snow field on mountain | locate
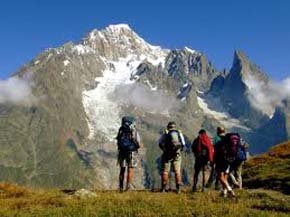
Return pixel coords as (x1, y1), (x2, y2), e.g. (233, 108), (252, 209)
(82, 55), (167, 140)
(197, 96), (250, 131)
(82, 55), (138, 140)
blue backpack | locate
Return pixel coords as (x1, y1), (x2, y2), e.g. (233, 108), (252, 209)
(237, 142), (247, 161)
(117, 116), (139, 153)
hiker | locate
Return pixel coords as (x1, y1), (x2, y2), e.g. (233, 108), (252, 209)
(215, 132), (247, 197)
(159, 121), (185, 193)
(191, 129), (214, 192)
(228, 139), (248, 189)
(116, 116), (141, 191)
(206, 126), (226, 189)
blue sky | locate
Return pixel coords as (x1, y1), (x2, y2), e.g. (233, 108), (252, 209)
(0, 0), (289, 80)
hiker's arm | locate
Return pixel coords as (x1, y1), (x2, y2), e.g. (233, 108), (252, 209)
(135, 131), (142, 148)
(158, 134), (165, 150)
(116, 128), (122, 150)
(179, 132), (186, 150)
(136, 132), (145, 148)
(116, 128), (121, 140)
(191, 139), (197, 154)
(241, 138), (249, 149)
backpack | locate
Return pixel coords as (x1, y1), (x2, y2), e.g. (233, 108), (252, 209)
(192, 137), (209, 161)
(225, 133), (246, 163)
(237, 142), (247, 161)
(117, 116), (139, 153)
(164, 130), (182, 157)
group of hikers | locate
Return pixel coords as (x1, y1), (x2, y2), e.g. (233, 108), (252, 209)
(116, 116), (248, 198)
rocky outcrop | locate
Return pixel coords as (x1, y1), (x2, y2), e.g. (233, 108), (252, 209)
(209, 50), (270, 128)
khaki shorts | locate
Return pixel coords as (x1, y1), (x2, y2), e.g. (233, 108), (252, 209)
(161, 153), (182, 173)
(118, 151), (138, 168)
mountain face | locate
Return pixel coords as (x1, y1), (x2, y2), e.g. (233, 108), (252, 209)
(208, 51), (270, 128)
(0, 24), (289, 189)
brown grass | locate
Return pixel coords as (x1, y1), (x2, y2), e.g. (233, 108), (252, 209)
(0, 183), (289, 217)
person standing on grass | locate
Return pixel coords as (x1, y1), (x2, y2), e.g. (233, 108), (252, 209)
(116, 116), (141, 192)
(228, 138), (248, 190)
(191, 129), (214, 192)
(206, 126), (226, 190)
(159, 121), (186, 193)
(215, 132), (247, 197)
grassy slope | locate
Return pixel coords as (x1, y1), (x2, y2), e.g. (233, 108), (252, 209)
(243, 141), (290, 194)
(1, 142), (290, 216)
(0, 183), (289, 217)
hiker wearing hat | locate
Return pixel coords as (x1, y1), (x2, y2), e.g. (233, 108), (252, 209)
(159, 121), (185, 193)
(116, 116), (141, 191)
(191, 129), (214, 192)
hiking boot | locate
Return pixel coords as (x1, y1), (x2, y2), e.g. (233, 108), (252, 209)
(160, 187), (168, 193)
(161, 172), (169, 193)
(160, 184), (169, 193)
(119, 187), (124, 193)
(192, 185), (197, 192)
(176, 184), (181, 194)
(221, 189), (227, 198)
(160, 188), (166, 193)
(214, 183), (220, 191)
(125, 183), (133, 191)
(228, 190), (236, 198)
(119, 183), (124, 192)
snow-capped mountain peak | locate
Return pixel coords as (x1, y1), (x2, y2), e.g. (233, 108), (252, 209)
(184, 46), (197, 54)
(82, 24), (169, 62)
(106, 23), (132, 31)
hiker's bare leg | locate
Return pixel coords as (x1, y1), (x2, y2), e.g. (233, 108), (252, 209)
(126, 167), (134, 190)
(193, 161), (200, 191)
(161, 171), (169, 191)
(119, 167), (126, 191)
(202, 166), (205, 191)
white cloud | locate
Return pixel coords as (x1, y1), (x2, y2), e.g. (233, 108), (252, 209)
(245, 74), (290, 117)
(111, 83), (180, 114)
(0, 74), (36, 105)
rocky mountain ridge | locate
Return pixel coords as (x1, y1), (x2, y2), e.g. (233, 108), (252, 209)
(0, 24), (289, 189)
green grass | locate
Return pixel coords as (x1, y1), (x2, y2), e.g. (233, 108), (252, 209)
(243, 141), (290, 194)
(0, 183), (289, 217)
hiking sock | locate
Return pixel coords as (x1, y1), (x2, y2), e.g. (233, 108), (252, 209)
(222, 189), (228, 198)
(161, 172), (169, 192)
(125, 167), (134, 191)
(175, 172), (182, 193)
(228, 190), (236, 197)
(226, 185), (233, 192)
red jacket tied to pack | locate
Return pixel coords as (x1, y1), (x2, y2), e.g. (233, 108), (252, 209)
(198, 133), (214, 162)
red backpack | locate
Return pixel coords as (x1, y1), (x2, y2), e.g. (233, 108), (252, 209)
(192, 134), (214, 162)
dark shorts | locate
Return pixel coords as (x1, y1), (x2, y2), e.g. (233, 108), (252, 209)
(118, 151), (138, 168)
(216, 159), (243, 174)
(215, 160), (230, 173)
(193, 155), (209, 176)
